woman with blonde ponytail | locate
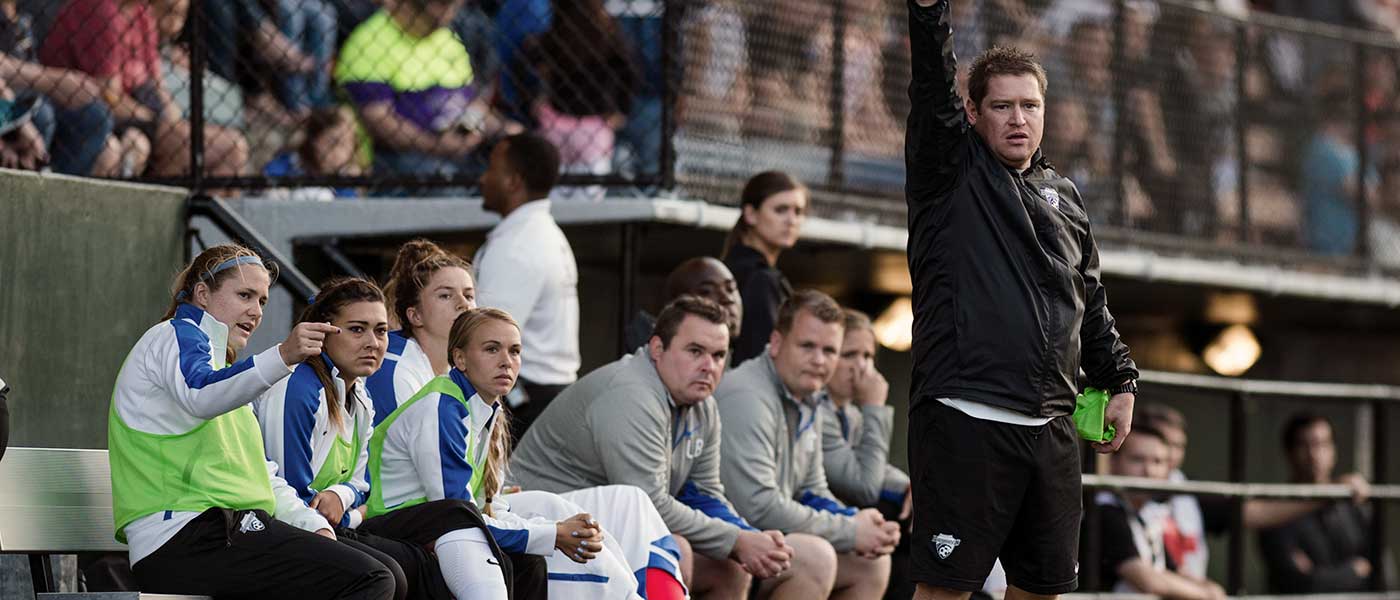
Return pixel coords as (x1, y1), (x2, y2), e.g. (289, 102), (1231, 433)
(369, 308), (668, 599)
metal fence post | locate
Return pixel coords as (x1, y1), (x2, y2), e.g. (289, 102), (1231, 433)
(827, 0), (847, 190)
(28, 554), (54, 594)
(1227, 390), (1249, 594)
(188, 0), (206, 194)
(1370, 400), (1389, 590)
(1354, 43), (1373, 262)
(659, 0), (679, 191)
(617, 223), (640, 355)
(1234, 22), (1250, 243)
(1110, 0), (1128, 227)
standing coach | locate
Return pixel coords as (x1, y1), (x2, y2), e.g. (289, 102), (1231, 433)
(905, 2), (1139, 599)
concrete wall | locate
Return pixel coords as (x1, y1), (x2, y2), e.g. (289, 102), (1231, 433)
(0, 171), (186, 449)
(0, 172), (184, 597)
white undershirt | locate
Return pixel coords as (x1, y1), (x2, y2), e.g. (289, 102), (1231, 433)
(938, 398), (1054, 427)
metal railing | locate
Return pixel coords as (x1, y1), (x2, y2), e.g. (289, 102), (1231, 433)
(186, 194), (317, 301)
(1077, 368), (1398, 594)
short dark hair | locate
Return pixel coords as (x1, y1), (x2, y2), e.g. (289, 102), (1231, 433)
(775, 289), (844, 334)
(1282, 412), (1332, 452)
(1127, 420), (1168, 446)
(967, 46), (1048, 108)
(652, 295), (729, 348)
(502, 133), (561, 198)
(1136, 403), (1186, 432)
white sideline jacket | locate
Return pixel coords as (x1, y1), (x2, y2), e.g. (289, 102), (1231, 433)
(110, 303), (331, 564)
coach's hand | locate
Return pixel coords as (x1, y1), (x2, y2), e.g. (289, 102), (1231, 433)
(732, 530), (792, 578)
(1094, 392), (1136, 453)
(280, 322), (340, 367)
(310, 490), (346, 526)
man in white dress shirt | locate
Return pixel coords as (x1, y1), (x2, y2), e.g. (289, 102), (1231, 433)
(474, 133), (580, 444)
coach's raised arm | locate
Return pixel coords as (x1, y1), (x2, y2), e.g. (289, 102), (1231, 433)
(906, 0), (965, 199)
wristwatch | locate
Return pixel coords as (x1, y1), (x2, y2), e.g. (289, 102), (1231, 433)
(1110, 379), (1138, 396)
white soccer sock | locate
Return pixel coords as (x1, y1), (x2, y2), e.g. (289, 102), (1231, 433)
(434, 528), (509, 600)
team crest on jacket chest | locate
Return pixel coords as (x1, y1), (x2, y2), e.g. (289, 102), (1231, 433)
(1041, 187), (1060, 209)
(684, 437), (705, 459)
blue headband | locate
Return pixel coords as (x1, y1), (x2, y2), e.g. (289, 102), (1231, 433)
(176, 255), (264, 301)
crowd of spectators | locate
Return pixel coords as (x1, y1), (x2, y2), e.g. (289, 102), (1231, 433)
(7, 0), (1400, 259)
(0, 0), (660, 193)
(673, 0), (1400, 260)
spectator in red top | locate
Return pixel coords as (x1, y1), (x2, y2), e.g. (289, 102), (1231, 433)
(0, 0), (151, 176)
(40, 0), (248, 179)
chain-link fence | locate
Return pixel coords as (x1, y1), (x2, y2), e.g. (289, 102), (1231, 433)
(4, 0), (1400, 262)
(673, 0), (910, 225)
(0, 0), (671, 198)
(676, 0), (1400, 263)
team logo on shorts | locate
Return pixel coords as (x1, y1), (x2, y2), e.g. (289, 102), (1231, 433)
(1041, 187), (1060, 209)
(239, 512), (265, 533)
(932, 533), (960, 559)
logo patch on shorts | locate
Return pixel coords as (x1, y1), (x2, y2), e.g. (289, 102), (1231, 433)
(238, 512), (265, 533)
(932, 533), (960, 559)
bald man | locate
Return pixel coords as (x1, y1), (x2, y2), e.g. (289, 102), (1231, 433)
(624, 257), (743, 353)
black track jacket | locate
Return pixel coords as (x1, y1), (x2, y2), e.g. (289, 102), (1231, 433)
(905, 0), (1137, 418)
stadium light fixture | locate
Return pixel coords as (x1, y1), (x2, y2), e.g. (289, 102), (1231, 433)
(873, 297), (913, 352)
(1201, 324), (1261, 376)
(1205, 291), (1257, 325)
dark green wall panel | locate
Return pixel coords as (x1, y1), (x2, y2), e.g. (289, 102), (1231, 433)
(0, 171), (185, 448)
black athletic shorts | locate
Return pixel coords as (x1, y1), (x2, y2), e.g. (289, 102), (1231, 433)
(908, 400), (1082, 595)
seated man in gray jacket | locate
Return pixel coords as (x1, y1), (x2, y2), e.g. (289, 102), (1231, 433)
(717, 290), (902, 600)
(512, 296), (831, 599)
(820, 309), (911, 512)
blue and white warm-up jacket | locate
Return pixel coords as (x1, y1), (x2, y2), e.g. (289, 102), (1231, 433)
(111, 303), (331, 564)
(254, 355), (374, 529)
(364, 330), (472, 426)
(374, 369), (554, 555)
